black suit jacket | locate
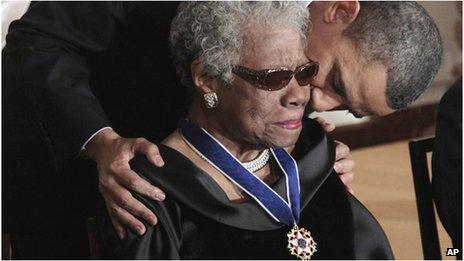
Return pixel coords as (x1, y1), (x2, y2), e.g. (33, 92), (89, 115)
(3, 2), (184, 234)
(432, 78), (462, 249)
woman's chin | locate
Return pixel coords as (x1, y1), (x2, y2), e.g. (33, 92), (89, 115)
(265, 132), (301, 149)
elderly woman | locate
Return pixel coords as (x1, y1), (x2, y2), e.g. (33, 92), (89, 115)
(99, 2), (393, 259)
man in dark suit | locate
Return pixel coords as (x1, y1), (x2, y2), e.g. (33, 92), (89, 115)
(433, 78), (462, 254)
(4, 3), (184, 258)
(3, 1), (442, 258)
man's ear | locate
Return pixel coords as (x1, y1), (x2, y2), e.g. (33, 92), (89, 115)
(323, 1), (360, 27)
(191, 59), (215, 95)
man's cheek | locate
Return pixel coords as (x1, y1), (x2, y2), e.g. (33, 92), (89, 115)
(309, 96), (332, 112)
(310, 88), (344, 112)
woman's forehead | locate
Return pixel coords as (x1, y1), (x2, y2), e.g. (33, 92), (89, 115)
(241, 29), (307, 69)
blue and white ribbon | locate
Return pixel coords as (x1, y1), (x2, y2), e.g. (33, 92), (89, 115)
(180, 119), (301, 225)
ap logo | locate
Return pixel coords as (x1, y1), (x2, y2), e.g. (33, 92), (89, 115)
(446, 248), (460, 256)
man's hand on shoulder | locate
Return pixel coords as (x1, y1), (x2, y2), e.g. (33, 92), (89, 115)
(314, 117), (355, 195)
(333, 140), (355, 195)
(85, 129), (166, 239)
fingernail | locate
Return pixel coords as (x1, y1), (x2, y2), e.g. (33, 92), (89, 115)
(155, 191), (166, 201)
(136, 226), (145, 235)
(155, 155), (165, 166)
(334, 163), (341, 173)
(149, 217), (157, 226)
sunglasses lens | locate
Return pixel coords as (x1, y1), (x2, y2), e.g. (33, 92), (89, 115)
(264, 71), (293, 91)
(295, 64), (318, 86)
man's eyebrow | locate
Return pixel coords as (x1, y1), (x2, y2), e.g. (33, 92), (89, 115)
(332, 59), (347, 98)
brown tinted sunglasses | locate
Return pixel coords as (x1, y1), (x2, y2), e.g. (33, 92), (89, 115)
(232, 61), (319, 91)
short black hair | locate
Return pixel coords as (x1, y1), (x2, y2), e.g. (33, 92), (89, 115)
(344, 2), (443, 109)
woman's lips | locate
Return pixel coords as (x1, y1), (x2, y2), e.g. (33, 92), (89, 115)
(275, 119), (302, 130)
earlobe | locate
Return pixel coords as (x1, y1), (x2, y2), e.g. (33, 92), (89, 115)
(191, 59), (215, 94)
(191, 60), (221, 109)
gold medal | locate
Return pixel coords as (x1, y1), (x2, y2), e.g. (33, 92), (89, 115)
(287, 225), (317, 260)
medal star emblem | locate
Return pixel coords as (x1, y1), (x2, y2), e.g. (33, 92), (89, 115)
(287, 226), (317, 260)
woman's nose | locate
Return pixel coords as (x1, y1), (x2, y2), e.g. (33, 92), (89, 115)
(280, 77), (310, 108)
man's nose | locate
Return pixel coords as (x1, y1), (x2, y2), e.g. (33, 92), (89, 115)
(281, 77), (310, 108)
(309, 88), (343, 112)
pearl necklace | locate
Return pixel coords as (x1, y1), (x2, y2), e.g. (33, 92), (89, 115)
(181, 134), (270, 173)
(242, 149), (271, 172)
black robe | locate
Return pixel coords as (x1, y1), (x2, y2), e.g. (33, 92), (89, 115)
(99, 120), (394, 259)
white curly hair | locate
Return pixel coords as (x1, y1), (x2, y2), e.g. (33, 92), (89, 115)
(169, 1), (310, 92)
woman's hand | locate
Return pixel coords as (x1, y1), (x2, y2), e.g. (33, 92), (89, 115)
(315, 117), (355, 194)
(85, 129), (166, 239)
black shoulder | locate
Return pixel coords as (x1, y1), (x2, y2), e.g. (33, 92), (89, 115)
(347, 194), (394, 259)
(296, 118), (337, 209)
(98, 177), (183, 259)
(437, 78), (462, 129)
(293, 118), (333, 161)
(98, 147), (185, 258)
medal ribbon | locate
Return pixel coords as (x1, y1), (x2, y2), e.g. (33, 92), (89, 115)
(180, 119), (301, 225)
